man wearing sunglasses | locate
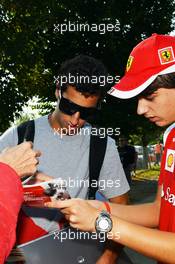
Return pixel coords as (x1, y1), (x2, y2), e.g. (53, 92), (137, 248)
(51, 85), (100, 137)
(0, 55), (130, 263)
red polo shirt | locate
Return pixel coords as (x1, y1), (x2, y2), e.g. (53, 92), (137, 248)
(158, 125), (175, 264)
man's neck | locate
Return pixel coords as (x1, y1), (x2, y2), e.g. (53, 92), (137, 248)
(48, 110), (61, 131)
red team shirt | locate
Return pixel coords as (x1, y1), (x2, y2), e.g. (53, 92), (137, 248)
(158, 125), (175, 264)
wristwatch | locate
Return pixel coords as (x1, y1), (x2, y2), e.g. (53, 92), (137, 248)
(95, 210), (113, 233)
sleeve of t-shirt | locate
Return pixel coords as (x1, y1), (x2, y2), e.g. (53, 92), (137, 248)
(98, 137), (130, 199)
(0, 126), (18, 152)
(0, 162), (23, 263)
(158, 123), (175, 186)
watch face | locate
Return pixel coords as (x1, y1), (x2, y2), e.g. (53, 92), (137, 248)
(99, 218), (109, 230)
(96, 212), (112, 233)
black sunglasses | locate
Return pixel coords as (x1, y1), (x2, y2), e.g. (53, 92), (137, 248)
(59, 96), (99, 121)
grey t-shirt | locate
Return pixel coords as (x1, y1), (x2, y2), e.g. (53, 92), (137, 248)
(0, 115), (129, 231)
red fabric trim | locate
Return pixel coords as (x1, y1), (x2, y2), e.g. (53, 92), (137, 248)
(16, 210), (48, 245)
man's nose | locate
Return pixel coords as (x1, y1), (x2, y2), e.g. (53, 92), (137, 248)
(70, 112), (80, 125)
(137, 98), (149, 115)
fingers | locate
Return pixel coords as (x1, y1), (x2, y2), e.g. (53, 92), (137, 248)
(20, 141), (33, 149)
(19, 164), (38, 177)
(0, 142), (41, 178)
(17, 146), (41, 172)
(45, 201), (80, 224)
(35, 150), (41, 157)
(19, 152), (39, 169)
(44, 198), (97, 232)
(16, 145), (41, 177)
(17, 142), (41, 158)
(2, 142), (33, 155)
(23, 155), (39, 165)
(45, 199), (85, 219)
(45, 199), (71, 209)
(45, 198), (83, 210)
(22, 148), (41, 159)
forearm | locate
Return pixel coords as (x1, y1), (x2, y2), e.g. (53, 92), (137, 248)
(90, 193), (160, 228)
(110, 202), (160, 228)
(110, 216), (175, 263)
(109, 187), (161, 227)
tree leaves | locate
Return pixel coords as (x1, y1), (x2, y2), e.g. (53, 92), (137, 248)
(0, 0), (174, 141)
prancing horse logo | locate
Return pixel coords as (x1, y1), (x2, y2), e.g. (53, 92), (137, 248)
(126, 56), (134, 72)
(158, 47), (175, 64)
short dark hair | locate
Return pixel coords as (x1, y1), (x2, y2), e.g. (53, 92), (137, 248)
(57, 55), (108, 98)
(140, 72), (175, 97)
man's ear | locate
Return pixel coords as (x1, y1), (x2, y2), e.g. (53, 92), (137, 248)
(55, 88), (61, 99)
(55, 81), (62, 99)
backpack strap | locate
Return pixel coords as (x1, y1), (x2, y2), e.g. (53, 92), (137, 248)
(17, 120), (35, 144)
(88, 133), (107, 200)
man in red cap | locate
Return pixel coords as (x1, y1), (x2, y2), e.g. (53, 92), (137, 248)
(46, 34), (175, 264)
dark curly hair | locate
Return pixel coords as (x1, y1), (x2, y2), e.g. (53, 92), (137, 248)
(57, 55), (108, 98)
(140, 72), (175, 97)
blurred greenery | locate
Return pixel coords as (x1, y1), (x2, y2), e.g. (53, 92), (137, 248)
(12, 98), (56, 125)
(135, 167), (160, 180)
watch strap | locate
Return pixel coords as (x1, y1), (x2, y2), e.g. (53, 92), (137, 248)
(103, 201), (111, 214)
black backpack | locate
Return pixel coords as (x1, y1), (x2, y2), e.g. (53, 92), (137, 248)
(17, 120), (107, 200)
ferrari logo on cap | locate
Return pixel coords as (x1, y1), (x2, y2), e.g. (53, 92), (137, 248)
(126, 56), (134, 72)
(165, 149), (175, 173)
(158, 47), (175, 65)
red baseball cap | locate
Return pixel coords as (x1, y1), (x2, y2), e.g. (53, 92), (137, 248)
(108, 33), (175, 99)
